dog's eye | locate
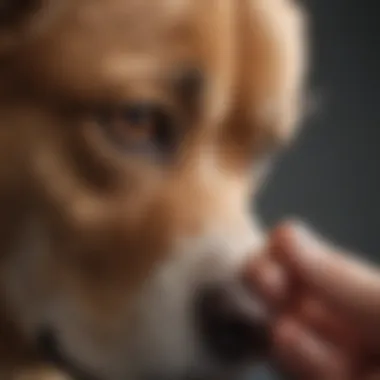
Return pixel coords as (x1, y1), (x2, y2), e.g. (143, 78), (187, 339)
(95, 103), (177, 158)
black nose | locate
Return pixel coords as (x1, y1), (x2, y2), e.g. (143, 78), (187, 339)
(196, 286), (271, 364)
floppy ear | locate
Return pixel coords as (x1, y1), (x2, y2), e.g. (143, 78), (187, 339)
(0, 0), (41, 26)
(248, 0), (308, 145)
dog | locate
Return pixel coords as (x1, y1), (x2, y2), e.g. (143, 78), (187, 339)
(0, 0), (307, 379)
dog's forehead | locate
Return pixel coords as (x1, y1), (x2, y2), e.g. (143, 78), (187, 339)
(70, 0), (191, 42)
(12, 0), (199, 101)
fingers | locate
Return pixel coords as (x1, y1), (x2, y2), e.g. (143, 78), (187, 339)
(246, 260), (361, 379)
(295, 297), (360, 350)
(245, 221), (380, 379)
(273, 318), (350, 380)
(270, 222), (380, 322)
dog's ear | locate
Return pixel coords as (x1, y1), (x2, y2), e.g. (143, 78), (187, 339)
(0, 0), (41, 27)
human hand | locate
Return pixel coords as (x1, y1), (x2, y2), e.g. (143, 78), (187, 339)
(246, 222), (380, 379)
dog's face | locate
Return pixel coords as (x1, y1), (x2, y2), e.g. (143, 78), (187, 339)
(0, 1), (306, 379)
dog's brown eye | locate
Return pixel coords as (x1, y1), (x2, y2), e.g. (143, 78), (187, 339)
(95, 103), (177, 158)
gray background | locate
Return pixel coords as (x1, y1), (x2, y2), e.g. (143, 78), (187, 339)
(252, 0), (380, 378)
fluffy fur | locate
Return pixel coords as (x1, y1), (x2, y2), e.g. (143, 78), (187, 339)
(0, 0), (307, 379)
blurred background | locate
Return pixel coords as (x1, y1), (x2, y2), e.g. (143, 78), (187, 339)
(252, 0), (380, 378)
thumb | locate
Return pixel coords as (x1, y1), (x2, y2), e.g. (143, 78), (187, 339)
(271, 221), (380, 322)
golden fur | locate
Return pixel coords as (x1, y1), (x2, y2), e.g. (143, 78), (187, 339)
(0, 1), (307, 379)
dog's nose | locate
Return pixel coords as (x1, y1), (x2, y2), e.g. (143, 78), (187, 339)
(196, 286), (271, 364)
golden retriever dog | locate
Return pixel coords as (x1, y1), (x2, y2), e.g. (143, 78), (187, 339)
(0, 0), (307, 379)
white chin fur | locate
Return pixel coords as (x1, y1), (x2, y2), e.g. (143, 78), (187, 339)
(4, 215), (265, 380)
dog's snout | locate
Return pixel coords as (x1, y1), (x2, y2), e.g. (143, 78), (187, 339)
(196, 285), (271, 364)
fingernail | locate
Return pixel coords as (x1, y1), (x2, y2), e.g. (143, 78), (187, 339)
(272, 220), (325, 264)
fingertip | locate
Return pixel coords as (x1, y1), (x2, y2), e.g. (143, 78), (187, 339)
(244, 256), (289, 309)
(269, 220), (301, 262)
(270, 219), (329, 275)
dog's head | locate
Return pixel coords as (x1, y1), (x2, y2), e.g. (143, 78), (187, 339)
(0, 1), (307, 379)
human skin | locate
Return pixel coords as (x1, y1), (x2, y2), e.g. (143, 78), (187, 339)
(246, 222), (380, 379)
